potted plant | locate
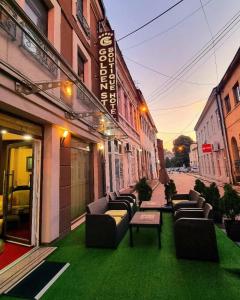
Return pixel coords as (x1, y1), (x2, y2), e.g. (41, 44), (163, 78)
(194, 179), (206, 197)
(135, 177), (152, 204)
(164, 179), (177, 205)
(220, 184), (240, 241)
(204, 182), (222, 223)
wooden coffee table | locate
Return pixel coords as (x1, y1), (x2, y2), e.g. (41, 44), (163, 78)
(140, 202), (165, 224)
(129, 211), (161, 248)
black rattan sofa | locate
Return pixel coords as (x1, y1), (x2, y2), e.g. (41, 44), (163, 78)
(86, 197), (129, 248)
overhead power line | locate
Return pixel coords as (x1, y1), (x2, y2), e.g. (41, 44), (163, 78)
(147, 10), (240, 102)
(150, 99), (206, 111)
(149, 22), (240, 106)
(125, 56), (214, 86)
(199, 0), (219, 82)
(123, 0), (214, 51)
(117, 0), (185, 42)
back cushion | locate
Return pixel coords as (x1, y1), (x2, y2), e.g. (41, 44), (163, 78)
(190, 189), (200, 201)
(87, 197), (108, 214)
(197, 197), (205, 208)
(204, 203), (213, 218)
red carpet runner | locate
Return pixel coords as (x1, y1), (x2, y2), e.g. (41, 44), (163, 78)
(0, 242), (31, 270)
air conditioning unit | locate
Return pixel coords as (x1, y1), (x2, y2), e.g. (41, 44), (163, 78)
(125, 143), (132, 153)
(212, 142), (220, 152)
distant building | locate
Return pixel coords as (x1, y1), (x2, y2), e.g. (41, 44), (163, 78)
(218, 47), (240, 184)
(189, 143), (199, 172)
(195, 88), (230, 183)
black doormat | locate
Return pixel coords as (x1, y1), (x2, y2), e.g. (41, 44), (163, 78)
(5, 261), (70, 299)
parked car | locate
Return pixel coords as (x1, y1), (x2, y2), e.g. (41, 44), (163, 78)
(191, 167), (199, 173)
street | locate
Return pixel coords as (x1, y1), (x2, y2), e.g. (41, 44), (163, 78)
(153, 172), (227, 205)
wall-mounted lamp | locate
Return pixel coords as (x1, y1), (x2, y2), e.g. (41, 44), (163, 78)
(0, 129), (7, 135)
(138, 148), (143, 152)
(23, 134), (32, 140)
(98, 143), (104, 151)
(60, 130), (69, 145)
(140, 105), (147, 113)
(62, 81), (73, 97)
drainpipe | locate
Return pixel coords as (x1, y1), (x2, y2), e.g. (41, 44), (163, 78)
(216, 88), (234, 184)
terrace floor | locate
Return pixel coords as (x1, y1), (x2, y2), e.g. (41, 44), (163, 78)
(2, 175), (240, 300)
(3, 212), (240, 300)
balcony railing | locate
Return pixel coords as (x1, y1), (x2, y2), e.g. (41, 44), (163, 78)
(0, 0), (58, 77)
(0, 0), (127, 139)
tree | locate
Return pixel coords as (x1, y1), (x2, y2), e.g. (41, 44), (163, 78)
(172, 135), (194, 167)
(165, 157), (171, 168)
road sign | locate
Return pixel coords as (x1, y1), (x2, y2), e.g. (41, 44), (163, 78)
(202, 144), (212, 153)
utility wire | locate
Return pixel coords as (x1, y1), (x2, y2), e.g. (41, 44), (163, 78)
(147, 10), (240, 102)
(117, 0), (185, 42)
(125, 56), (214, 86)
(150, 99), (206, 111)
(148, 9), (240, 98)
(199, 0), (219, 82)
(162, 110), (201, 146)
(149, 21), (240, 107)
(123, 0), (214, 51)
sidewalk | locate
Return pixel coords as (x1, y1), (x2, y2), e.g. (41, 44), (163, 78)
(187, 172), (240, 193)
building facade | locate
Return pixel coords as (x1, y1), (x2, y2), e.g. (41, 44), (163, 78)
(0, 0), (158, 260)
(189, 143), (199, 172)
(195, 88), (230, 183)
(218, 48), (240, 184)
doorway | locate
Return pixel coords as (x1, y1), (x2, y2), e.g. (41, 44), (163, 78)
(0, 131), (41, 246)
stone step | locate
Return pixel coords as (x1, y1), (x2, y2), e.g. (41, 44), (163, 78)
(0, 246), (56, 294)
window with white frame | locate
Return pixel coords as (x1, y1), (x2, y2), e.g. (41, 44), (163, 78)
(232, 82), (240, 104)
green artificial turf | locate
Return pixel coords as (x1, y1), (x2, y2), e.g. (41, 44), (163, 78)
(2, 214), (240, 300)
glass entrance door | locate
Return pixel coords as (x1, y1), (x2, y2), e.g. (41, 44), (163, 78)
(70, 138), (91, 221)
(3, 142), (33, 244)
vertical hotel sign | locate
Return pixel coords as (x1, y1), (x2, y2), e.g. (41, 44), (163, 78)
(98, 31), (118, 121)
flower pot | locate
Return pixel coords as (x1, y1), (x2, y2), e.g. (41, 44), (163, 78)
(224, 220), (240, 242)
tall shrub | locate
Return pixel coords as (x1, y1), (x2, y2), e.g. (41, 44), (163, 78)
(220, 184), (240, 220)
(204, 182), (220, 210)
(135, 177), (153, 202)
(194, 179), (206, 196)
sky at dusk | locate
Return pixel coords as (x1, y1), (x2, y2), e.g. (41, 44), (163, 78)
(103, 0), (240, 150)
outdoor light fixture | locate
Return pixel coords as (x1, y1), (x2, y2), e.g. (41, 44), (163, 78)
(98, 143), (104, 151)
(140, 105), (147, 113)
(60, 130), (69, 145)
(0, 129), (7, 134)
(62, 81), (73, 97)
(23, 134), (32, 140)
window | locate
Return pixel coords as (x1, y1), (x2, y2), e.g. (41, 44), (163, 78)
(77, 51), (85, 82)
(206, 121), (210, 137)
(215, 109), (220, 129)
(25, 0), (48, 36)
(224, 95), (231, 113)
(76, 0), (90, 37)
(124, 95), (129, 121)
(210, 115), (215, 134)
(232, 82), (240, 104)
